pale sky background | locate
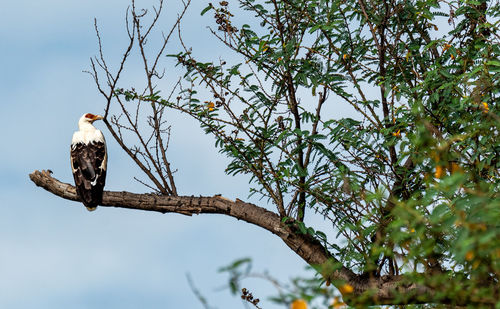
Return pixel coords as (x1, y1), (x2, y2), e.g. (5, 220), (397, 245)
(0, 1), (332, 308)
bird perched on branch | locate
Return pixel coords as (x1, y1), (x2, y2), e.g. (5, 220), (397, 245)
(70, 113), (107, 211)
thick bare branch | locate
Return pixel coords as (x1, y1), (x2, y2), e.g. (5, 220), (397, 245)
(30, 169), (490, 306)
(29, 169), (352, 277)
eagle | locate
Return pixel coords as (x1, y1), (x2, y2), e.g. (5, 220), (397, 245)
(70, 113), (107, 211)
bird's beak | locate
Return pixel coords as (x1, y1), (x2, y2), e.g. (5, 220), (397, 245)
(94, 115), (104, 121)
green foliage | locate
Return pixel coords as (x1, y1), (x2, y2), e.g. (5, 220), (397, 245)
(115, 0), (500, 306)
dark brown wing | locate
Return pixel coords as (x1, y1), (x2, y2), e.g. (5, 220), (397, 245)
(70, 141), (107, 210)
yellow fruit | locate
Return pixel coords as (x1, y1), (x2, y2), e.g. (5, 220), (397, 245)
(434, 165), (444, 178)
(465, 250), (474, 261)
(481, 102), (489, 113)
(205, 101), (215, 111)
(339, 283), (354, 294)
(290, 299), (307, 309)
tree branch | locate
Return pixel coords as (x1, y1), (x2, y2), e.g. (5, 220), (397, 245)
(29, 170), (352, 280)
(29, 170), (491, 306)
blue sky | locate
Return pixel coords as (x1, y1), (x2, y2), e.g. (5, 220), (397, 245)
(0, 1), (317, 308)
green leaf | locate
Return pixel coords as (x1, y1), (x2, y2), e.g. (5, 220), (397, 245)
(200, 4), (212, 16)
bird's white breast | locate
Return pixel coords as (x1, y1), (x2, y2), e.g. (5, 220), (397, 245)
(72, 129), (105, 145)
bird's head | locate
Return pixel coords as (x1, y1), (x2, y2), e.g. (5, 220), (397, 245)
(78, 113), (104, 130)
(81, 113), (104, 123)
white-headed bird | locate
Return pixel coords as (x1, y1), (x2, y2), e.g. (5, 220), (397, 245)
(70, 113), (107, 211)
